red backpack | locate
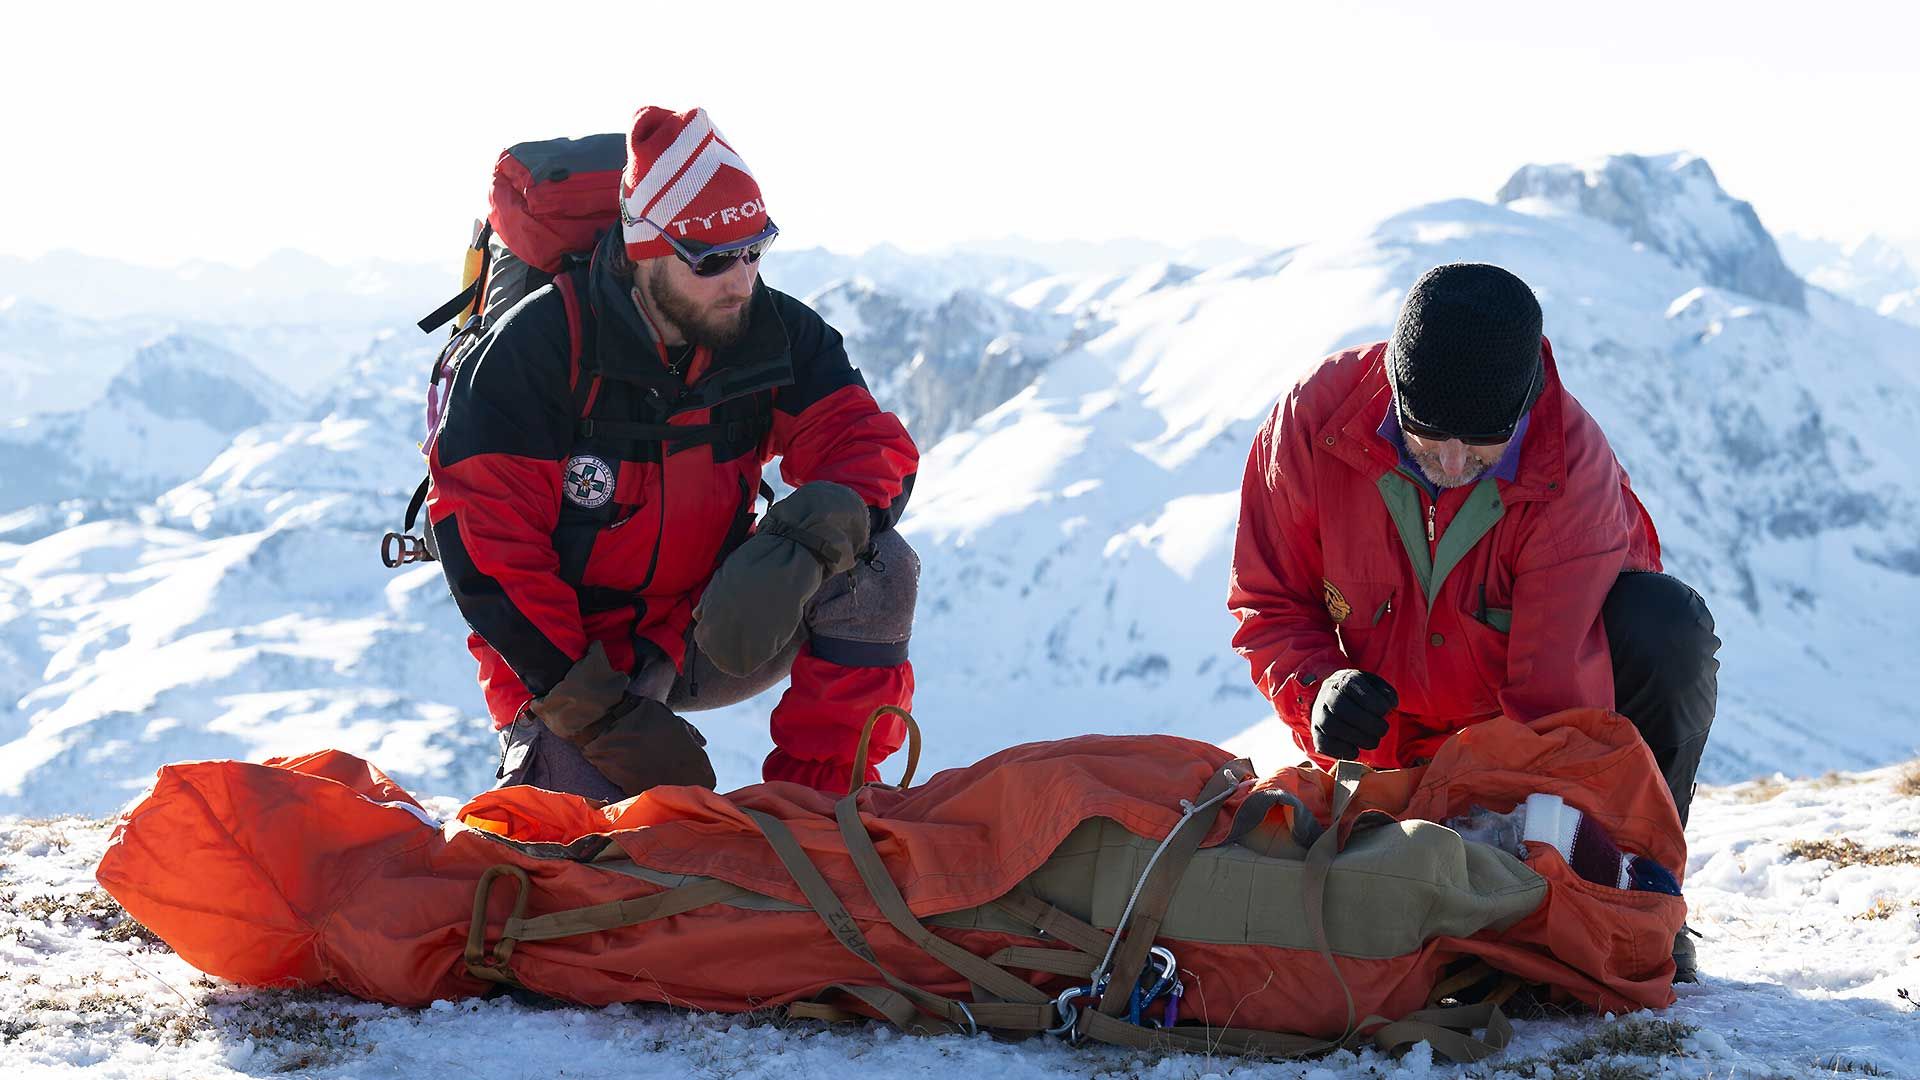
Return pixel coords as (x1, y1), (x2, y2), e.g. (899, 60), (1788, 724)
(381, 134), (625, 568)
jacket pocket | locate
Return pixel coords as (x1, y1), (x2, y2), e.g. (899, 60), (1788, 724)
(1332, 581), (1397, 671)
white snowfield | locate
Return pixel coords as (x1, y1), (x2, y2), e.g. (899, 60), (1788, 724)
(1, 762), (1915, 1078)
(2, 150), (1920, 1072)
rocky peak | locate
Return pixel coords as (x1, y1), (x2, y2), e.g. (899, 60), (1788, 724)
(1497, 152), (1806, 311)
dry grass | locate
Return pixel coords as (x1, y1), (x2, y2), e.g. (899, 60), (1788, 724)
(1472, 1017), (1697, 1080)
(1785, 839), (1920, 869)
(1852, 898), (1903, 921)
(1729, 776), (1790, 803)
(1895, 763), (1920, 799)
(2, 887), (167, 949)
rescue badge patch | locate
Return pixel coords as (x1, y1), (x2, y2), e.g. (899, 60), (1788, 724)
(563, 454), (615, 509)
(1323, 580), (1352, 624)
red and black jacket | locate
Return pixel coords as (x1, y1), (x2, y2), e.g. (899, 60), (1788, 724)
(427, 231), (918, 727)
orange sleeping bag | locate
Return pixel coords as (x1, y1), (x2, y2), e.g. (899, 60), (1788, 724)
(96, 708), (1685, 1059)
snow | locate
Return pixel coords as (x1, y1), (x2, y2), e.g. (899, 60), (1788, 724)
(4, 764), (1917, 1078)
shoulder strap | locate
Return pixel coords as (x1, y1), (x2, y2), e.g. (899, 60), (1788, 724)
(554, 268), (600, 420)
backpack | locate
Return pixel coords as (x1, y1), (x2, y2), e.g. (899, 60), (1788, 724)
(380, 133), (774, 571)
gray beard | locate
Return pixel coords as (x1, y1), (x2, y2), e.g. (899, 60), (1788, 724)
(1411, 451), (1490, 490)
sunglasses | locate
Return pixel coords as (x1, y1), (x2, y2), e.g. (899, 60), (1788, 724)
(638, 214), (780, 277)
(1397, 364), (1540, 447)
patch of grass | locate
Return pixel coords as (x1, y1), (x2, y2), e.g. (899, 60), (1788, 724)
(3, 887), (167, 949)
(1816, 1056), (1892, 1076)
(129, 1014), (210, 1046)
(1895, 763), (1920, 799)
(1853, 898), (1900, 921)
(1810, 771), (1862, 790)
(1476, 1017), (1696, 1080)
(1786, 839), (1920, 868)
(1730, 776), (1789, 803)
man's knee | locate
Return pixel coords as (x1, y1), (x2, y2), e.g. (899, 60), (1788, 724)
(1603, 571), (1720, 740)
(805, 529), (918, 661)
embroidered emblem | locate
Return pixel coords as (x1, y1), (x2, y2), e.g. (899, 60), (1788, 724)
(563, 454), (616, 509)
(1323, 580), (1352, 624)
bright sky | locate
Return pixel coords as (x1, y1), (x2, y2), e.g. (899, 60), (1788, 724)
(7, 0), (1917, 268)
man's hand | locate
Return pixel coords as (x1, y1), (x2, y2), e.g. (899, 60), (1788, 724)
(528, 641), (628, 736)
(529, 642), (715, 795)
(1310, 669), (1399, 760)
(694, 481), (871, 676)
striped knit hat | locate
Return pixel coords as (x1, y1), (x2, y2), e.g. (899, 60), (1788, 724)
(619, 106), (769, 262)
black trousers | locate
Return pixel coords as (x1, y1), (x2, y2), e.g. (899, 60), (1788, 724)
(1602, 571), (1720, 826)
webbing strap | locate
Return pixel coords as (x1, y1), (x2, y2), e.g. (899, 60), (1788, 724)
(744, 808), (1031, 1034)
(463, 864), (748, 985)
(1079, 1000), (1510, 1061)
(1091, 760), (1250, 1021)
(833, 795), (1051, 1006)
(504, 877), (746, 942)
(1369, 1003), (1514, 1063)
(990, 891), (1115, 960)
(1301, 759), (1369, 1040)
(987, 946), (1099, 979)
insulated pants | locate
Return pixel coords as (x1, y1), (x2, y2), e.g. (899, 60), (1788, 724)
(495, 530), (918, 800)
(1603, 570), (1720, 826)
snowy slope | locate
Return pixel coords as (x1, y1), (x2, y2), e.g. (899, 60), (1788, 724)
(3, 759), (1915, 1077)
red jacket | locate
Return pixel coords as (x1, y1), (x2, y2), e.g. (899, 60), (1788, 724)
(428, 238), (917, 728)
(1228, 340), (1659, 769)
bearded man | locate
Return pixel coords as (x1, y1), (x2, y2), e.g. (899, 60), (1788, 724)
(429, 106), (919, 800)
(1227, 262), (1719, 980)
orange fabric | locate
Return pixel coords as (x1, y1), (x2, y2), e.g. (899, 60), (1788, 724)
(96, 708), (1682, 1034)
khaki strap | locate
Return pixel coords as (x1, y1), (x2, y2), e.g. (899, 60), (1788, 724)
(1370, 1003), (1513, 1062)
(834, 794), (1054, 1006)
(987, 946), (1100, 979)
(848, 705), (922, 795)
(991, 891), (1115, 960)
(745, 807), (1004, 1035)
(1080, 1008), (1345, 1056)
(464, 864), (750, 985)
(464, 865), (532, 985)
(1425, 960), (1499, 1008)
(504, 877), (747, 942)
(1299, 760), (1370, 1040)
(1092, 760), (1250, 1020)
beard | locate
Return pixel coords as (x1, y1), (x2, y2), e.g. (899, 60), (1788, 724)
(642, 264), (752, 349)
(1409, 447), (1492, 490)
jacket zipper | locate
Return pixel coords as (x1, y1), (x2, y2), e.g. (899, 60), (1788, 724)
(1426, 503), (1437, 543)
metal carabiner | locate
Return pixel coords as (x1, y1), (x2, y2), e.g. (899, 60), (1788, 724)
(1046, 983), (1094, 1038)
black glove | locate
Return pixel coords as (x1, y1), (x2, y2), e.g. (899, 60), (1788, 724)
(1310, 669), (1399, 760)
(694, 481), (871, 676)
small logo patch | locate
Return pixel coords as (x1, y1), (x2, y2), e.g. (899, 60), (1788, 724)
(1323, 580), (1352, 624)
(563, 454), (616, 509)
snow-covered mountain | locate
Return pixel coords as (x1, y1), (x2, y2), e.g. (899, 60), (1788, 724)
(809, 279), (1079, 441)
(2, 151), (1917, 817)
(1777, 232), (1920, 327)
(0, 335), (302, 524)
(761, 244), (1053, 305)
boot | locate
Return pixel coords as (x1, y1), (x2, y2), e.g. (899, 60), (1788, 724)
(1672, 924), (1700, 984)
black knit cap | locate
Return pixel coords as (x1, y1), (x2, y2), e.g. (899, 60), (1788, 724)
(1387, 263), (1544, 440)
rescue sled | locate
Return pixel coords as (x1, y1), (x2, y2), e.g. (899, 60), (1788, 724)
(97, 708), (1685, 1062)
